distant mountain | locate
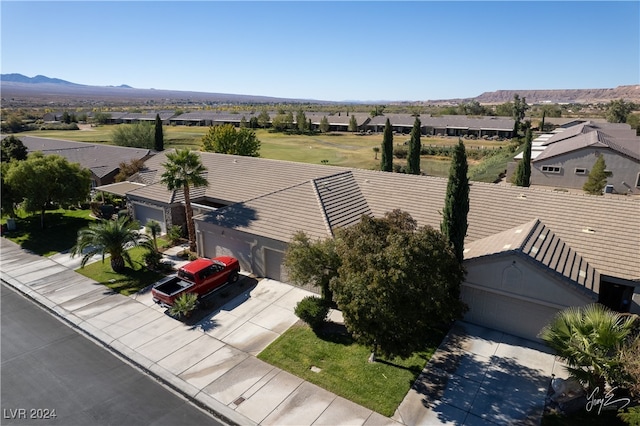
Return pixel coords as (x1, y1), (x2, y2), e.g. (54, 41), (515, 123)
(1, 73), (83, 86)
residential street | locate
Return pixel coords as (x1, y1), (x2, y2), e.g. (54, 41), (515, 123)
(1, 283), (225, 426)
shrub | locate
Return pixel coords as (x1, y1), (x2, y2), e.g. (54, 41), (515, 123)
(167, 225), (183, 245)
(295, 296), (329, 330)
(169, 292), (198, 319)
(619, 406), (640, 426)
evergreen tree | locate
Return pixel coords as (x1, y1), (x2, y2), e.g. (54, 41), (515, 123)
(320, 116), (330, 133)
(407, 117), (421, 175)
(154, 114), (164, 151)
(348, 115), (358, 132)
(512, 127), (532, 187)
(441, 140), (469, 264)
(583, 155), (608, 195)
(381, 118), (393, 172)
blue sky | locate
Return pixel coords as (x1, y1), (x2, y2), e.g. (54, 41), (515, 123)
(2, 1), (638, 102)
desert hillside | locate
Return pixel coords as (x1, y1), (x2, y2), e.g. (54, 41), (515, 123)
(471, 85), (640, 104)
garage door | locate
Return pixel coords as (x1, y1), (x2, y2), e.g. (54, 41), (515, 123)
(264, 249), (289, 282)
(461, 286), (559, 341)
(203, 233), (252, 273)
(133, 204), (166, 233)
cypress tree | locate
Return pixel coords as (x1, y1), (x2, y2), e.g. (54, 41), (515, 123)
(407, 117), (421, 175)
(154, 114), (164, 151)
(512, 127), (532, 187)
(381, 118), (393, 172)
(441, 140), (469, 264)
(583, 155), (608, 195)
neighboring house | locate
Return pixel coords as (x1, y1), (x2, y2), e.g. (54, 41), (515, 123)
(367, 114), (515, 138)
(108, 150), (640, 341)
(517, 121), (640, 194)
(18, 136), (153, 187)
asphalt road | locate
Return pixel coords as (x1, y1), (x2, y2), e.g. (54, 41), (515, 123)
(1, 283), (225, 426)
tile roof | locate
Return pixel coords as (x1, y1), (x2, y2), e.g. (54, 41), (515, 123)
(18, 136), (151, 178)
(464, 219), (600, 298)
(138, 150), (640, 283)
(534, 128), (640, 162)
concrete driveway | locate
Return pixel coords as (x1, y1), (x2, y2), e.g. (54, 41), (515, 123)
(394, 322), (567, 425)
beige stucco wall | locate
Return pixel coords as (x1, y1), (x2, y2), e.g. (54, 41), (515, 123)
(532, 147), (640, 194)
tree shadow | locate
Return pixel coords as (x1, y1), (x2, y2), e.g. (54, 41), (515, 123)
(201, 203), (258, 229)
(406, 322), (557, 425)
(4, 211), (94, 255)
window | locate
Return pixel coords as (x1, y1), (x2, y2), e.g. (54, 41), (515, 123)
(636, 172), (640, 188)
(541, 165), (561, 173)
(575, 168), (587, 175)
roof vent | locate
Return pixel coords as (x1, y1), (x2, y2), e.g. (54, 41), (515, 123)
(517, 194), (527, 199)
(233, 159), (238, 164)
(582, 227), (596, 234)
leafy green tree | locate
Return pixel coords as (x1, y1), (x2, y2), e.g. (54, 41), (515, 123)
(112, 122), (155, 148)
(407, 117), (422, 175)
(348, 115), (358, 132)
(331, 210), (466, 361)
(1, 135), (28, 162)
(0, 162), (19, 217)
(606, 99), (635, 123)
(381, 118), (393, 172)
(240, 116), (248, 128)
(71, 216), (151, 273)
(495, 102), (513, 117)
(154, 114), (164, 151)
(201, 124), (260, 157)
(441, 140), (469, 263)
(115, 158), (146, 182)
(92, 111), (112, 125)
(512, 126), (532, 187)
(369, 105), (385, 118)
(583, 154), (608, 195)
(161, 149), (209, 252)
(257, 110), (271, 128)
(539, 304), (636, 389)
(4, 153), (91, 228)
(319, 116), (330, 133)
(284, 231), (340, 304)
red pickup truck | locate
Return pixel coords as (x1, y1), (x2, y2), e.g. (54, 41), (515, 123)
(151, 256), (240, 307)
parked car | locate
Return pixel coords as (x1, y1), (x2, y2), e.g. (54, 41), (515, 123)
(151, 256), (240, 308)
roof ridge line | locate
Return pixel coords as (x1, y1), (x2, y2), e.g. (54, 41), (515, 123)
(311, 179), (335, 238)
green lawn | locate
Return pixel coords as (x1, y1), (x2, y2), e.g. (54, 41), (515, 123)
(1, 208), (95, 256)
(74, 244), (165, 296)
(20, 126), (511, 181)
(258, 323), (445, 416)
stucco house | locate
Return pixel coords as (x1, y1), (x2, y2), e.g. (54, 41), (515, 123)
(112, 150), (640, 341)
(514, 121), (640, 194)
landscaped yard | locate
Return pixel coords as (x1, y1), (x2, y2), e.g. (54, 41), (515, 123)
(1, 208), (95, 256)
(74, 244), (166, 296)
(257, 322), (445, 417)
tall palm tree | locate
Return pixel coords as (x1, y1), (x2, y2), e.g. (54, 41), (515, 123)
(71, 216), (149, 273)
(540, 303), (636, 389)
(160, 149), (208, 253)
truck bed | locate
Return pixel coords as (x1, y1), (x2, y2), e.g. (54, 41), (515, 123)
(153, 275), (194, 297)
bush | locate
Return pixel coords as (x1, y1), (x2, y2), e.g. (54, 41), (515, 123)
(169, 292), (198, 319)
(167, 225), (183, 245)
(619, 406), (640, 426)
(295, 296), (329, 330)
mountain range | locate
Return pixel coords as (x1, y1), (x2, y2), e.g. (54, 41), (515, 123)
(1, 73), (639, 106)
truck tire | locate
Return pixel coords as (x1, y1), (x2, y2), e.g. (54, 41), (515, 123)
(228, 271), (239, 284)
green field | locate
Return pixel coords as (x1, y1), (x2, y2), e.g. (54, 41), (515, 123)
(20, 126), (513, 180)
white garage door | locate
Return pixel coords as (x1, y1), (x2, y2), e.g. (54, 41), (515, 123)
(461, 286), (559, 341)
(264, 249), (289, 282)
(133, 204), (166, 233)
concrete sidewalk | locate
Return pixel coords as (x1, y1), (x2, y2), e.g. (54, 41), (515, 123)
(0, 239), (399, 426)
(1, 238), (561, 425)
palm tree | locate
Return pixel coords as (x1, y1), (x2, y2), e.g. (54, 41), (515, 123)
(540, 303), (636, 389)
(71, 216), (150, 273)
(160, 149), (208, 253)
(145, 220), (162, 252)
